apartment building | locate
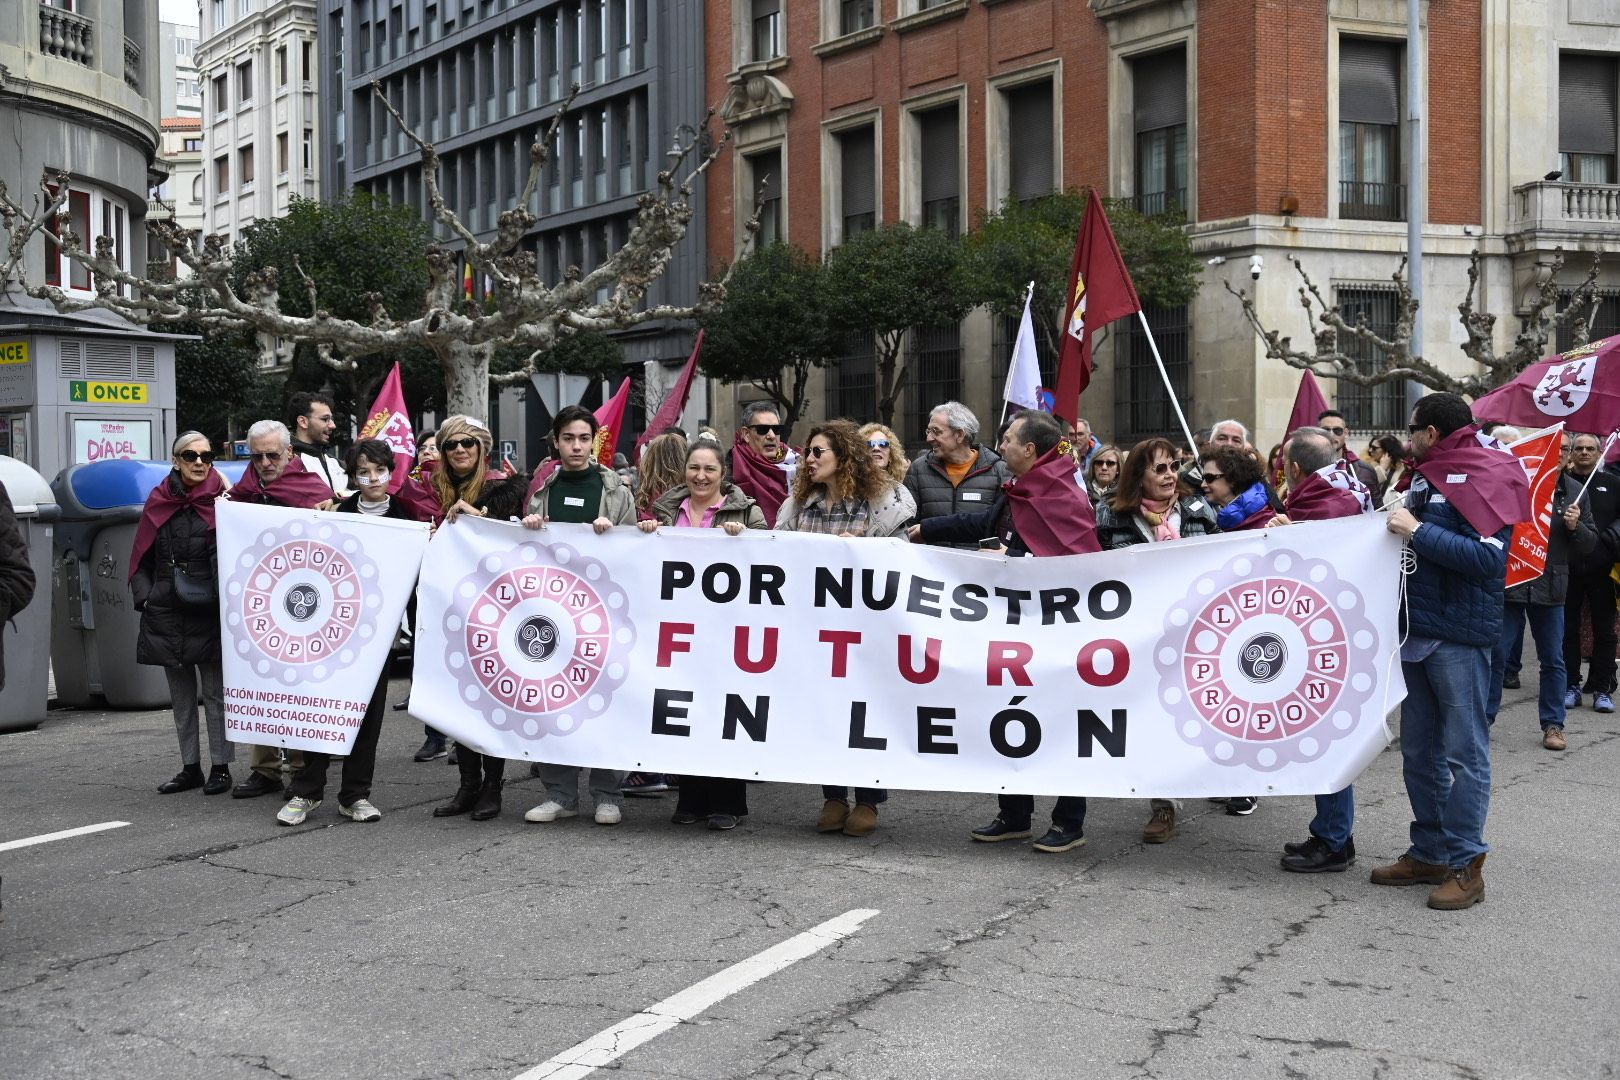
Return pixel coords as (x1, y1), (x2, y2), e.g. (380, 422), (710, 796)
(150, 118), (209, 279)
(160, 18), (204, 118)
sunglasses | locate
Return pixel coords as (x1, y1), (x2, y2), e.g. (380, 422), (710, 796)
(1150, 461), (1177, 475)
(806, 446), (832, 459)
(868, 439), (890, 450)
(749, 424), (790, 438)
(1201, 471), (1225, 482)
(249, 451), (284, 462)
(177, 449), (215, 464)
(1407, 424), (1427, 434)
(1322, 426), (1348, 436)
(442, 437), (482, 451)
(1095, 460), (1119, 468)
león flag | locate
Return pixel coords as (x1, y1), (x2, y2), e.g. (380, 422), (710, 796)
(1053, 188), (1142, 423)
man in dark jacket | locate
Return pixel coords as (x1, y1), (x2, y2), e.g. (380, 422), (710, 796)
(908, 410), (1099, 854)
(1562, 432), (1619, 713)
(1318, 409), (1379, 493)
(0, 480), (37, 692)
(903, 401), (1011, 545)
(1489, 466), (1595, 750)
(1373, 393), (1527, 911)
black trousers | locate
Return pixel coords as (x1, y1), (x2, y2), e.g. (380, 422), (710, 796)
(288, 671), (387, 806)
(997, 794), (1087, 830)
(676, 776), (749, 817)
(1564, 571), (1617, 693)
(455, 746), (507, 788)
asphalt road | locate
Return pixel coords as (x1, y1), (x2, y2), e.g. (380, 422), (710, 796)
(1, 672), (1617, 1080)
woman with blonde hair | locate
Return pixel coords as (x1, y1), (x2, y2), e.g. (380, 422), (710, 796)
(858, 422), (910, 486)
(635, 432), (689, 520)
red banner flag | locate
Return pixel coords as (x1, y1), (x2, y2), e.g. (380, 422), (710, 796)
(1504, 424), (1566, 589)
(358, 361), (416, 493)
(634, 331), (703, 457)
(1053, 187), (1143, 423)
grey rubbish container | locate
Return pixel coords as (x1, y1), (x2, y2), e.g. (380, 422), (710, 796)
(0, 457), (59, 731)
(50, 460), (177, 709)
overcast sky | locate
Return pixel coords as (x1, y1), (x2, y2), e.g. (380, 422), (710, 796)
(160, 0), (199, 25)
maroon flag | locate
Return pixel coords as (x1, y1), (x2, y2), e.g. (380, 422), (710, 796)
(1053, 188), (1142, 422)
(359, 361), (416, 493)
(1004, 446), (1101, 556)
(1413, 425), (1532, 537)
(635, 331), (703, 457)
(129, 469), (227, 581)
(1286, 370), (1331, 440)
(1471, 333), (1620, 435)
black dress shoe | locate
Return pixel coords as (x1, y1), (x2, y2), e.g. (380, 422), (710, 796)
(1280, 836), (1356, 873)
(469, 780), (503, 820)
(203, 765), (232, 796)
(1225, 796), (1259, 816)
(1032, 824), (1087, 853)
(231, 772), (284, 799)
(432, 786), (479, 817)
(969, 816), (1033, 842)
(1502, 673), (1521, 690)
(158, 765), (204, 794)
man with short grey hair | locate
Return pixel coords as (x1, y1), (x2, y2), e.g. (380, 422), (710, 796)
(1208, 419), (1250, 450)
(904, 401), (1010, 545)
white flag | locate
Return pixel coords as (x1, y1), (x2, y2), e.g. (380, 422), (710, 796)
(1003, 281), (1042, 411)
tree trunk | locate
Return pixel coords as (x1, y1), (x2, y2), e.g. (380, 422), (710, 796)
(440, 339), (495, 419)
(874, 332), (905, 428)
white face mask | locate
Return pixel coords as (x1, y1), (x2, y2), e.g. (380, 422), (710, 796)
(356, 470), (391, 489)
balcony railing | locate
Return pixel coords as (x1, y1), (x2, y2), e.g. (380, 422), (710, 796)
(1128, 189), (1186, 217)
(1339, 180), (1406, 221)
(39, 3), (94, 67)
(1514, 180), (1620, 231)
(123, 37), (141, 93)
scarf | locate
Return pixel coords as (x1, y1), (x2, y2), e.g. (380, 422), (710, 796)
(1285, 466), (1369, 522)
(129, 469), (225, 582)
(1216, 481), (1273, 532)
(229, 456), (333, 509)
(1139, 496), (1180, 542)
(1003, 446), (1101, 556)
(1413, 424), (1532, 536)
(730, 433), (792, 526)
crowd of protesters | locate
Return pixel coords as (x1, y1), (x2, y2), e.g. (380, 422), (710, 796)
(70, 381), (1592, 914)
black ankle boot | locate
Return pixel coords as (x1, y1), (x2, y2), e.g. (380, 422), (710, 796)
(158, 764), (205, 794)
(203, 765), (233, 795)
(469, 779), (503, 820)
(433, 786), (480, 817)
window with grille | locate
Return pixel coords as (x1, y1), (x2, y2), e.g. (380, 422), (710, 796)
(1339, 38), (1404, 221)
(1333, 286), (1407, 431)
(1006, 80), (1055, 206)
(825, 333), (877, 423)
(838, 126), (876, 241)
(1132, 48), (1186, 216)
(1560, 53), (1618, 184)
(1556, 290), (1620, 354)
(1113, 302), (1190, 443)
(917, 104), (960, 238)
(906, 323), (963, 450)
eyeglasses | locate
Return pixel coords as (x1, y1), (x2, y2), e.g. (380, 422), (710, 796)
(1150, 461), (1177, 475)
(177, 449), (215, 464)
(1407, 424), (1426, 434)
(868, 439), (890, 450)
(1095, 460), (1119, 469)
(1201, 471), (1225, 482)
(249, 451), (283, 462)
(749, 424), (790, 438)
(442, 437), (481, 451)
(806, 446), (832, 459)
(925, 426), (950, 437)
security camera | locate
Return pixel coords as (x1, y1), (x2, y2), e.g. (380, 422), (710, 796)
(1249, 254), (1265, 280)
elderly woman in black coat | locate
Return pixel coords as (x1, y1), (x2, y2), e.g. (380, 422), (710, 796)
(131, 431), (233, 795)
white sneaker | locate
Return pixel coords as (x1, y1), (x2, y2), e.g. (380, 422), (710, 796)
(339, 798), (381, 823)
(276, 796), (320, 826)
(594, 803), (622, 825)
(524, 800), (578, 823)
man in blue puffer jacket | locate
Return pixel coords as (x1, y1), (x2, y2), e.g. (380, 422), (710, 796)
(1372, 393), (1529, 912)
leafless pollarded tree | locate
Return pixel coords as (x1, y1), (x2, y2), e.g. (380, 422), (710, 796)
(1225, 248), (1606, 398)
(0, 83), (737, 418)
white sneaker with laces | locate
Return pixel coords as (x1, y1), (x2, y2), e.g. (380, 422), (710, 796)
(524, 800), (578, 823)
(276, 796), (320, 826)
(339, 798), (382, 822)
(594, 803), (622, 825)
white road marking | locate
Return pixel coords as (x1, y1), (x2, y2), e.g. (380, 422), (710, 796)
(0, 821), (131, 853)
(513, 907), (881, 1080)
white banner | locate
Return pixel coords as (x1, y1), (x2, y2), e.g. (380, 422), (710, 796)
(218, 502), (430, 754)
(411, 516), (1406, 798)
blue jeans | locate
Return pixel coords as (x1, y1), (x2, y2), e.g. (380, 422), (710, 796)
(1400, 641), (1492, 868)
(1489, 602), (1567, 730)
(1308, 787), (1354, 850)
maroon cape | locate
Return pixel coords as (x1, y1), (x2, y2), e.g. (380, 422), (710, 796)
(730, 435), (791, 526)
(1004, 446), (1102, 556)
(1412, 424), (1532, 536)
(228, 456), (333, 509)
(1285, 469), (1365, 522)
(128, 469), (226, 581)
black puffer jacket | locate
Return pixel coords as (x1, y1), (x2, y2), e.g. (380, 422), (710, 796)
(903, 446), (1011, 544)
(132, 475), (221, 668)
(1094, 495), (1219, 549)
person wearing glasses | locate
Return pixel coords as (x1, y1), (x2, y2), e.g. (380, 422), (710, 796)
(130, 432), (235, 797)
(287, 391), (349, 496)
(1095, 436), (1218, 844)
(1083, 444), (1121, 505)
(777, 419), (916, 837)
(903, 401), (1011, 548)
(1316, 409), (1379, 493)
(859, 422), (910, 486)
(728, 402), (799, 525)
(1199, 445), (1282, 535)
(1561, 431), (1620, 717)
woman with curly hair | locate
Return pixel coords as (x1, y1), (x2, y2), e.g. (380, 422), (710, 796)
(775, 419), (916, 837)
(635, 431), (689, 520)
(859, 422), (910, 486)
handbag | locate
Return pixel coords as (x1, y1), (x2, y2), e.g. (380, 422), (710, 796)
(171, 561), (219, 608)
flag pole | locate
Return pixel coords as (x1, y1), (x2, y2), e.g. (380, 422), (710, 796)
(1574, 431), (1618, 504)
(1135, 309), (1199, 455)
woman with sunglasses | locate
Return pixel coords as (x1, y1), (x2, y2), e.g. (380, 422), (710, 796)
(859, 422), (910, 486)
(1198, 445), (1280, 533)
(1083, 444), (1121, 505)
(776, 419), (916, 837)
(428, 415), (532, 822)
(130, 432), (235, 797)
(1095, 436), (1218, 845)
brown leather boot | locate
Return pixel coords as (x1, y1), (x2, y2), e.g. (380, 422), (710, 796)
(1370, 853), (1449, 886)
(842, 803), (879, 837)
(1142, 804), (1176, 844)
(816, 799), (850, 833)
(1427, 854), (1486, 910)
